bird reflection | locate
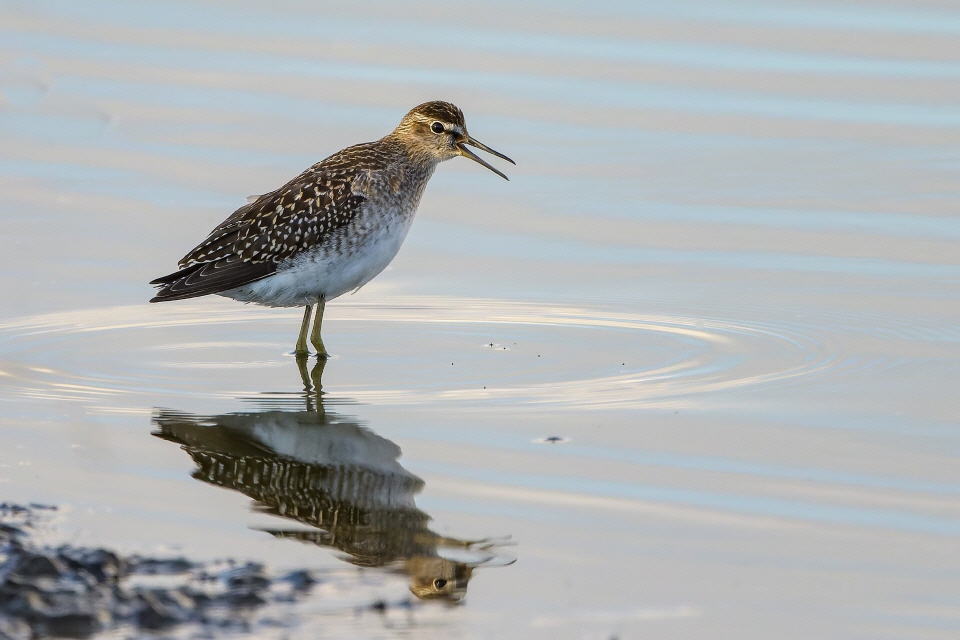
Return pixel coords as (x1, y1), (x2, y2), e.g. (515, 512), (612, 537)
(152, 356), (510, 602)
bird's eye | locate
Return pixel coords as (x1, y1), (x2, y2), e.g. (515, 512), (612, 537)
(433, 579), (448, 589)
(430, 122), (445, 134)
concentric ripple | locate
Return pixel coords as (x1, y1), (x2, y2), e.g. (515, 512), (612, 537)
(0, 296), (859, 410)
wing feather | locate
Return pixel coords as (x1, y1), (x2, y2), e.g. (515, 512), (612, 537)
(150, 142), (383, 302)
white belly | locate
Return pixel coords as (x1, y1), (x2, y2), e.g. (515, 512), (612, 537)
(220, 209), (416, 308)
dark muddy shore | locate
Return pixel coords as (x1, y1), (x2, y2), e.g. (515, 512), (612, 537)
(0, 503), (417, 639)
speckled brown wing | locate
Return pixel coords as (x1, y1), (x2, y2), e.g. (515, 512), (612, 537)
(149, 151), (371, 302)
(231, 169), (366, 265)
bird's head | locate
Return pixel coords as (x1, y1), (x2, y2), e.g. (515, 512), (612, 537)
(393, 101), (515, 180)
(404, 556), (474, 603)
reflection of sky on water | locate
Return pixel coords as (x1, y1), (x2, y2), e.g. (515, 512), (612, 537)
(3, 0), (960, 636)
(22, 0), (960, 75)
(8, 29), (960, 127)
(420, 461), (960, 536)
(414, 427), (960, 497)
(411, 219), (960, 278)
(631, 1), (960, 34)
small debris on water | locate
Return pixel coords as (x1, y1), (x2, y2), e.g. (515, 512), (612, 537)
(534, 436), (570, 444)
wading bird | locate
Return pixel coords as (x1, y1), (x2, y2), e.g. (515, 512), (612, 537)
(150, 101), (513, 357)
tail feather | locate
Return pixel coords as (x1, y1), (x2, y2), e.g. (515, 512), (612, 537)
(150, 259), (276, 302)
(149, 263), (203, 286)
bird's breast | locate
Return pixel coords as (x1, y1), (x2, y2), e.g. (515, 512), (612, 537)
(220, 166), (434, 308)
(273, 190), (422, 301)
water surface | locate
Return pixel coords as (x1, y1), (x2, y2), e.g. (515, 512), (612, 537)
(2, 0), (960, 637)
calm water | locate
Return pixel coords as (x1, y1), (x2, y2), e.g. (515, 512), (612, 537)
(2, 0), (960, 637)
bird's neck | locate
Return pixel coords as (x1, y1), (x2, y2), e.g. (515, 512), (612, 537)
(383, 133), (443, 174)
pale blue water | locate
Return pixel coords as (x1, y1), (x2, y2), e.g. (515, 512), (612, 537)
(2, 0), (960, 638)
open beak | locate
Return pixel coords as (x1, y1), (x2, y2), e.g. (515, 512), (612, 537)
(457, 136), (515, 181)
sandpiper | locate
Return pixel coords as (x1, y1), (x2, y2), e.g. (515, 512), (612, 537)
(150, 101), (513, 357)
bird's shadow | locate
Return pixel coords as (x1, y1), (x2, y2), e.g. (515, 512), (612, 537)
(151, 356), (514, 603)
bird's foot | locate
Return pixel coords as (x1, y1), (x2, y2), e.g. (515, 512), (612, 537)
(311, 339), (329, 359)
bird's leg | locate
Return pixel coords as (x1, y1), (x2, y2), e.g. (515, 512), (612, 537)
(310, 297), (328, 358)
(295, 304), (313, 356)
